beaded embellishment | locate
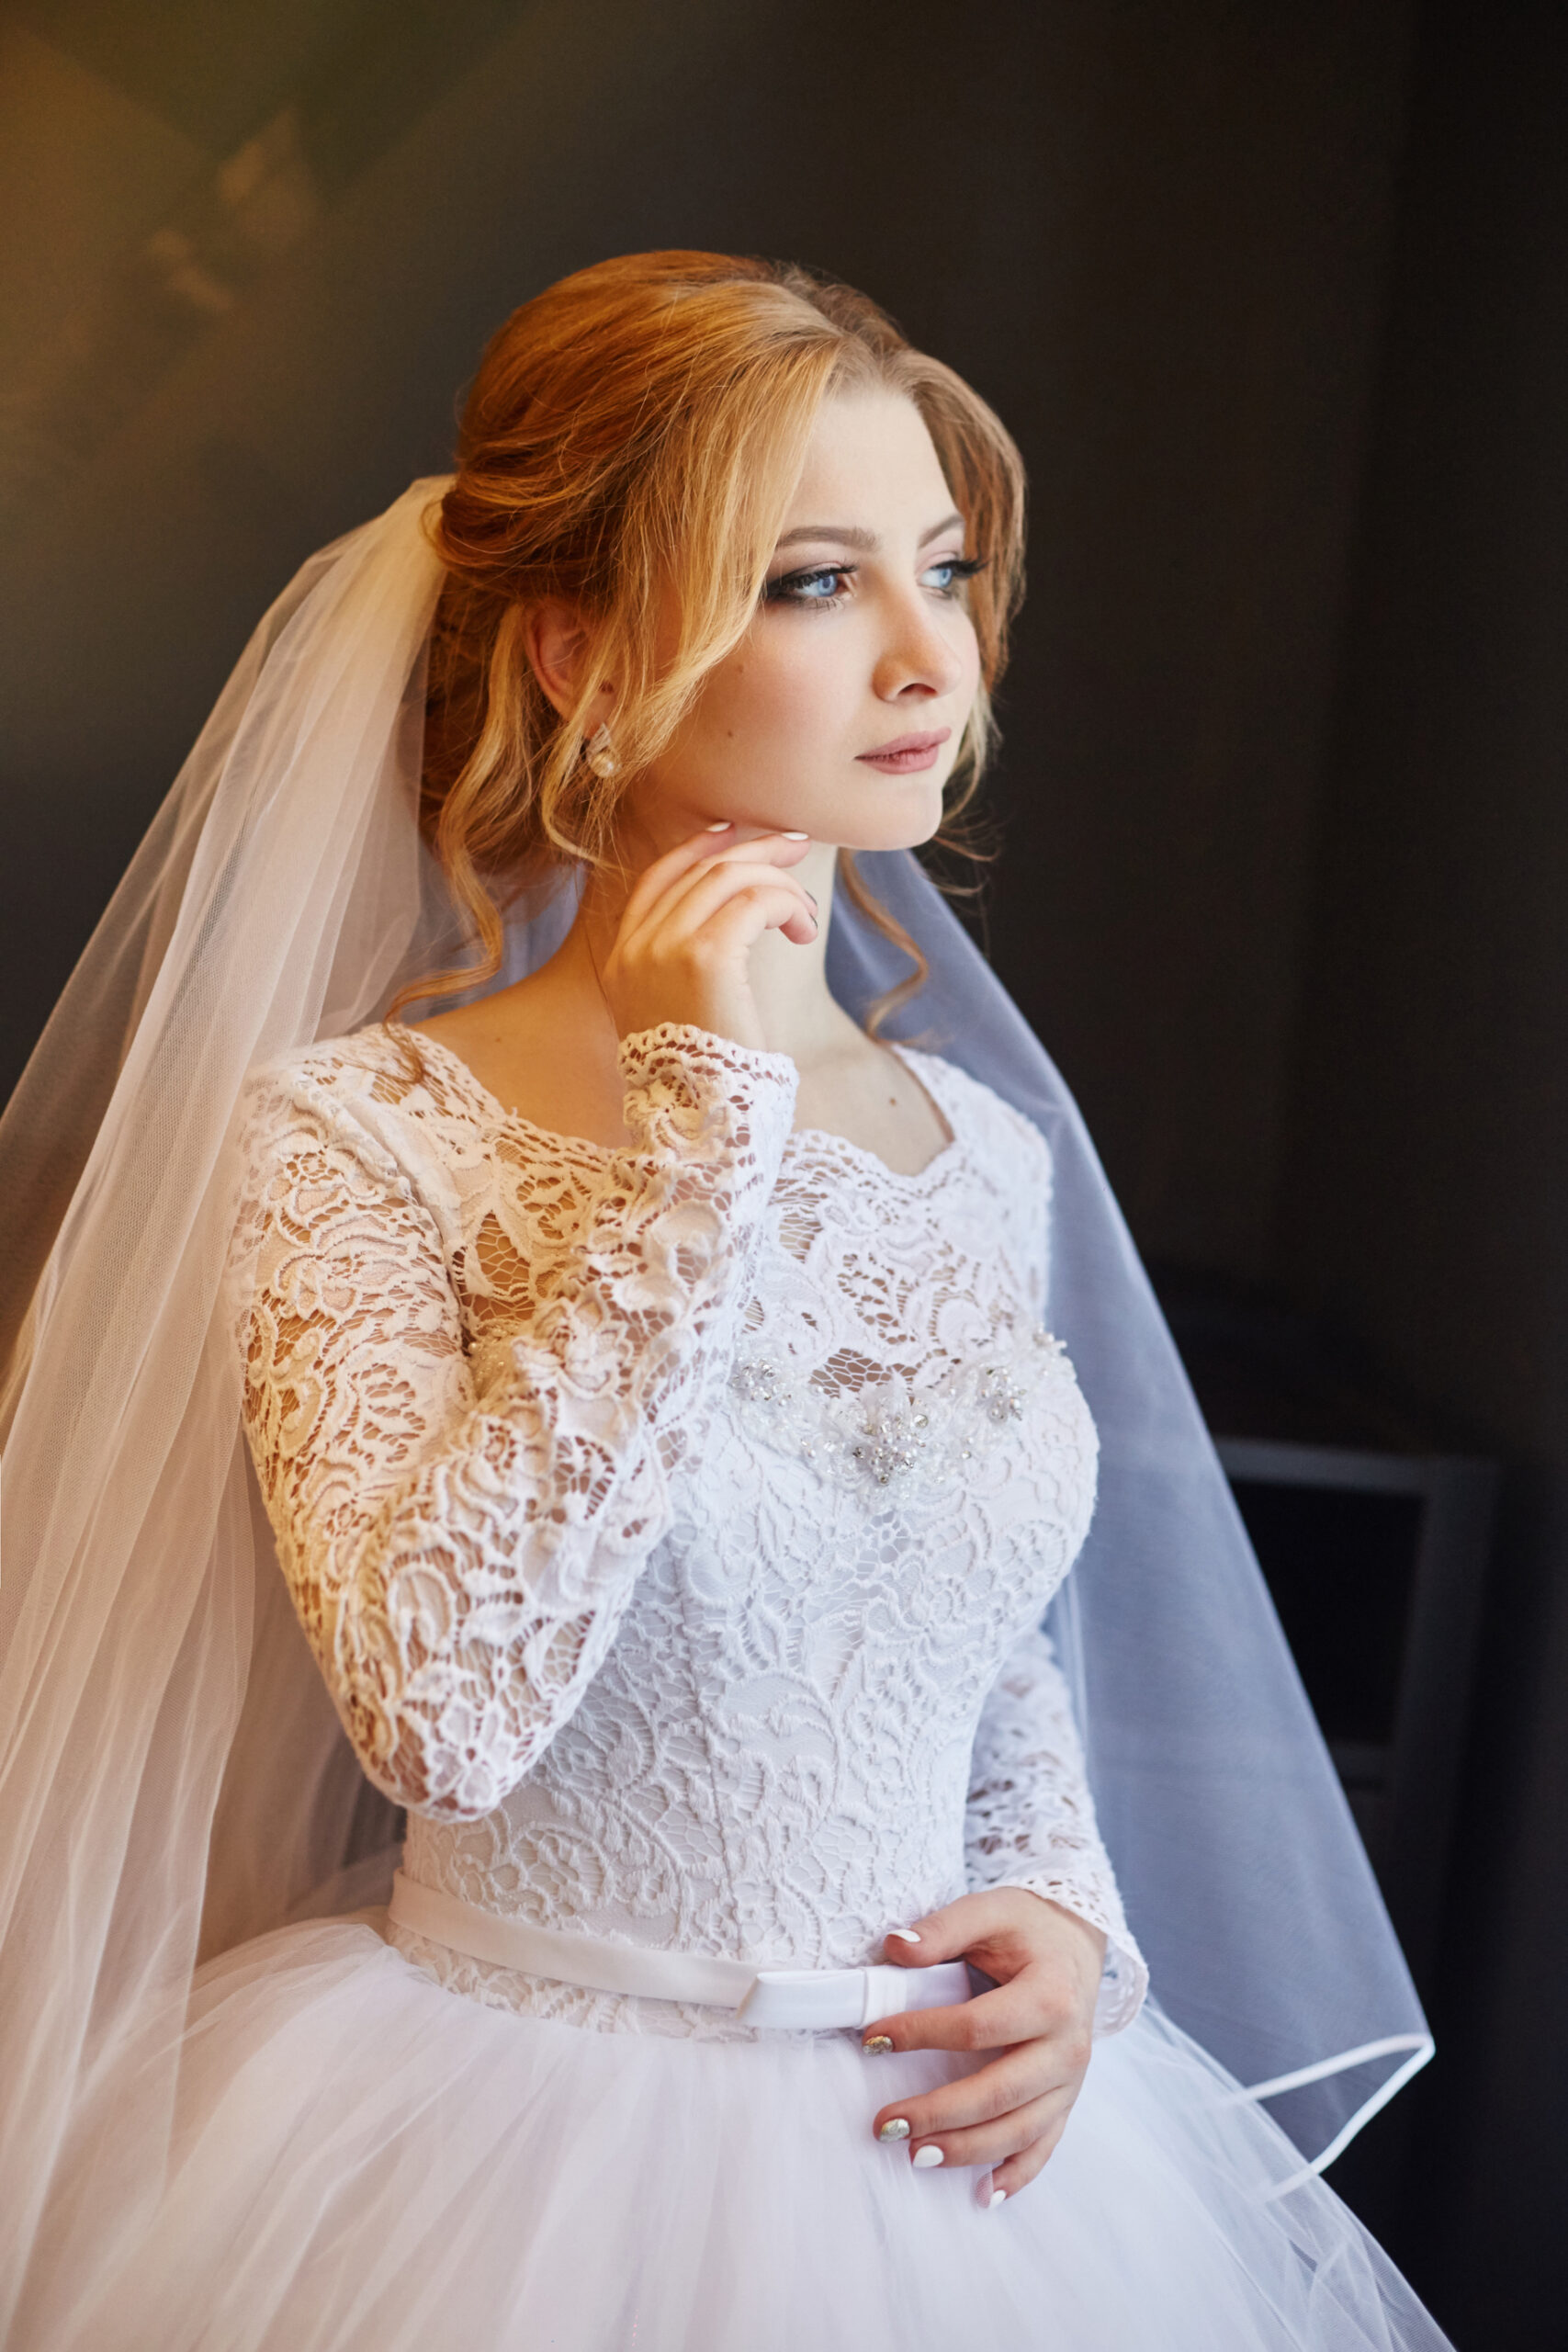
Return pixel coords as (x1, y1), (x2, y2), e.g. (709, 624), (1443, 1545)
(728, 1326), (1069, 1497)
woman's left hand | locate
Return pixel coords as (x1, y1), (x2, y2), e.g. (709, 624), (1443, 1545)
(863, 1887), (1105, 2204)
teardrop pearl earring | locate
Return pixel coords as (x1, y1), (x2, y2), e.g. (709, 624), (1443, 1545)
(584, 722), (619, 780)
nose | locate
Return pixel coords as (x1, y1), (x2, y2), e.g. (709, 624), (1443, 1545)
(871, 587), (970, 704)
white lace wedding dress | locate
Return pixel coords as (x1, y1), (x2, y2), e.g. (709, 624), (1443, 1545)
(76, 1023), (1446, 2350)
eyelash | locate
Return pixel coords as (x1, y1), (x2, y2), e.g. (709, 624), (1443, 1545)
(762, 555), (988, 611)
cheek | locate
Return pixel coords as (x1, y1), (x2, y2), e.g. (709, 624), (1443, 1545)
(699, 633), (854, 751)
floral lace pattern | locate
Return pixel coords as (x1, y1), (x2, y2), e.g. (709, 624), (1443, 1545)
(231, 1020), (1147, 2041)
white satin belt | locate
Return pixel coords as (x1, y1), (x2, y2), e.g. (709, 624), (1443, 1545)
(388, 1871), (975, 2030)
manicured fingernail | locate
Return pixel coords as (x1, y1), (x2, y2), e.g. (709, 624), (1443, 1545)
(705, 820), (732, 831)
(877, 2118), (911, 2143)
(781, 830), (809, 840)
(863, 2035), (894, 2055)
(911, 2146), (944, 2170)
(988, 2189), (1007, 2209)
(887, 1928), (921, 1945)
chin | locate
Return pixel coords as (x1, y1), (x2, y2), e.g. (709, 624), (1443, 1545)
(722, 766), (948, 854)
(820, 772), (946, 856)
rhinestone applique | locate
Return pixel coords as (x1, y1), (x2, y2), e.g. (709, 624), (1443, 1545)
(728, 1327), (1068, 1496)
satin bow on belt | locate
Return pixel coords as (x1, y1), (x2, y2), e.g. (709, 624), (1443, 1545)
(387, 1871), (976, 2030)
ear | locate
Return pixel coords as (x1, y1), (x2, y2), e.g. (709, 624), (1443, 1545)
(522, 601), (599, 720)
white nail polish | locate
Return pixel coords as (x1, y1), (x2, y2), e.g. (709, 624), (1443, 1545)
(988, 2189), (1007, 2209)
(911, 2146), (944, 2169)
(887, 1928), (921, 1945)
(781, 830), (809, 840)
(705, 821), (731, 831)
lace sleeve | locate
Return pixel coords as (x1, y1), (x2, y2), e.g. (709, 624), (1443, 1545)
(231, 1023), (797, 1823)
(965, 1623), (1149, 2036)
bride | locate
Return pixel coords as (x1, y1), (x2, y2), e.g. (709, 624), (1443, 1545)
(0, 251), (1447, 2348)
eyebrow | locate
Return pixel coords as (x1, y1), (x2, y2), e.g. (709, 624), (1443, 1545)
(773, 509), (965, 554)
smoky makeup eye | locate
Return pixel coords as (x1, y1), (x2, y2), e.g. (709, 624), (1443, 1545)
(921, 554), (988, 595)
(762, 563), (858, 608)
(760, 551), (989, 610)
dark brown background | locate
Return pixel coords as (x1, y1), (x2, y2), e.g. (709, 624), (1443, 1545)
(3, 2), (1564, 2339)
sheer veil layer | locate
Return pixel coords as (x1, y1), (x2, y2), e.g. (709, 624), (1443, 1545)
(0, 481), (1427, 2333)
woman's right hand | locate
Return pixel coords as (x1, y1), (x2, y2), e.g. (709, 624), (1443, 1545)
(599, 826), (818, 1053)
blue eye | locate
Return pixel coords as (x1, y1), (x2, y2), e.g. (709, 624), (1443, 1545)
(922, 556), (987, 595)
(764, 565), (854, 606)
(761, 552), (988, 610)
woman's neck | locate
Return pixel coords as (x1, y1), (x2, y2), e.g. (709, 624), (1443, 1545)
(413, 841), (951, 1173)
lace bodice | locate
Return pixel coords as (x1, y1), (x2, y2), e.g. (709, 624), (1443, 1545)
(231, 1021), (1147, 2038)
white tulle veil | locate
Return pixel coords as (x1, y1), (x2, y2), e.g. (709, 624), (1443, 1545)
(0, 479), (1428, 2328)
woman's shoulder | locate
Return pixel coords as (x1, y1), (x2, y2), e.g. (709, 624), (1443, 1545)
(238, 1022), (498, 1193)
(247, 1022), (481, 1123)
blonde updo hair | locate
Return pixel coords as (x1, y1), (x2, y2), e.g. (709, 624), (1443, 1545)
(405, 249), (1026, 1023)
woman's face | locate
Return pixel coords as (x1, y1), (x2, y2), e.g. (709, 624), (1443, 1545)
(626, 390), (984, 852)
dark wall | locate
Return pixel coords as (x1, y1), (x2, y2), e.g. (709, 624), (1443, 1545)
(1280, 5), (1568, 2341)
(0, 0), (1410, 1283)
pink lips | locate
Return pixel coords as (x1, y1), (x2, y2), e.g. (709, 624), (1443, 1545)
(854, 728), (952, 775)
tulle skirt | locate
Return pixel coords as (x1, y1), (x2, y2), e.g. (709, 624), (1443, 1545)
(39, 1916), (1448, 2352)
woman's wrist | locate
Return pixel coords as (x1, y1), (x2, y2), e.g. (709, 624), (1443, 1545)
(617, 1021), (798, 1080)
(989, 1881), (1147, 2037)
(618, 1024), (798, 1169)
